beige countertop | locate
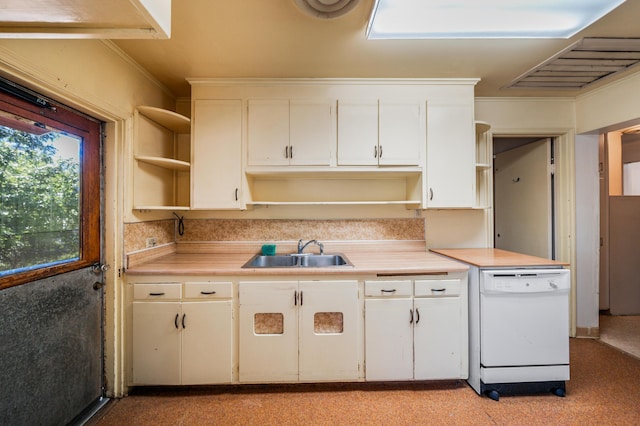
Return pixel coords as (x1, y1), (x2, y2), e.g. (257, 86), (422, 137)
(125, 241), (469, 276)
(430, 248), (569, 268)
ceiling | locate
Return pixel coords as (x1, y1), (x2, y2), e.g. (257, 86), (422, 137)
(111, 0), (640, 99)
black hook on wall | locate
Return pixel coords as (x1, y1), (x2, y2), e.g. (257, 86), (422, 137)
(173, 212), (185, 236)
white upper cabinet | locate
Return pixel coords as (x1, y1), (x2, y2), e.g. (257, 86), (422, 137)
(379, 101), (422, 166)
(337, 100), (379, 166)
(426, 100), (475, 208)
(247, 99), (333, 166)
(337, 100), (422, 166)
(191, 99), (243, 210)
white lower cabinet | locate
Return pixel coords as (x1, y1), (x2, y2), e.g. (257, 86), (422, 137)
(365, 274), (468, 381)
(239, 280), (360, 383)
(132, 282), (233, 385)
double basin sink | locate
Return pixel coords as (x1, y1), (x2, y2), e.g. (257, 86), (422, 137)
(242, 253), (353, 268)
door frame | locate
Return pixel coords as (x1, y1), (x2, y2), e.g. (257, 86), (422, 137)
(493, 137), (555, 259)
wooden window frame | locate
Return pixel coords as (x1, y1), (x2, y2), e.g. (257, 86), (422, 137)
(0, 88), (101, 290)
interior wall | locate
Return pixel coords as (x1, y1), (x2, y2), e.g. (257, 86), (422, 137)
(575, 134), (600, 334)
(576, 71), (640, 135)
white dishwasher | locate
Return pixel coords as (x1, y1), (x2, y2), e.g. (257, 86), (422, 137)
(468, 267), (571, 400)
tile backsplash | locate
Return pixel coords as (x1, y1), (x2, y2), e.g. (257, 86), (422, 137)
(124, 218), (425, 253)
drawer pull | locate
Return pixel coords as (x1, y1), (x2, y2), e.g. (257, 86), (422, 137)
(431, 288), (446, 293)
(381, 289), (397, 294)
(149, 292), (165, 296)
(200, 291), (217, 295)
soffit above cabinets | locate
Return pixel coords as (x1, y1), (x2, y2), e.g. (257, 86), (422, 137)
(0, 0), (171, 39)
(507, 37), (640, 91)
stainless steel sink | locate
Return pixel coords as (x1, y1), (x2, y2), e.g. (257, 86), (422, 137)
(242, 253), (353, 268)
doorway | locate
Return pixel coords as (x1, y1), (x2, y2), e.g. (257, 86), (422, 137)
(0, 80), (106, 425)
(493, 137), (556, 259)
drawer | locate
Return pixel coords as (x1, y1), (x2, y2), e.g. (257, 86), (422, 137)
(133, 283), (181, 300)
(365, 280), (412, 297)
(184, 281), (233, 299)
(414, 278), (461, 297)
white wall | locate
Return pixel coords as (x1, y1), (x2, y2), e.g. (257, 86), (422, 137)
(575, 134), (600, 332)
(576, 71), (640, 134)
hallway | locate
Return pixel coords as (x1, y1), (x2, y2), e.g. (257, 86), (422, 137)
(599, 314), (640, 359)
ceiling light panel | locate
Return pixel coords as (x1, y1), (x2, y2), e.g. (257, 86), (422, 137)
(507, 38), (640, 90)
(367, 0), (627, 39)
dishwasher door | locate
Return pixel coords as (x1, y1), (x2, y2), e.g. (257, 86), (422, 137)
(480, 269), (570, 368)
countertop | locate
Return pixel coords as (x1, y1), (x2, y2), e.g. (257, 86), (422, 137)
(125, 242), (469, 276)
(430, 248), (569, 268)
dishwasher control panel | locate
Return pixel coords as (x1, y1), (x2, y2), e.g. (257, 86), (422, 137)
(480, 268), (570, 294)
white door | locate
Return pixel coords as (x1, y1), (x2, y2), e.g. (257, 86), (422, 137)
(494, 138), (553, 258)
(239, 281), (298, 382)
(426, 102), (475, 207)
(191, 99), (243, 209)
(378, 101), (421, 166)
(181, 301), (233, 384)
(365, 298), (413, 381)
(298, 281), (360, 381)
(247, 99), (290, 166)
(414, 297), (463, 380)
(132, 301), (181, 385)
(289, 100), (333, 166)
(337, 99), (379, 166)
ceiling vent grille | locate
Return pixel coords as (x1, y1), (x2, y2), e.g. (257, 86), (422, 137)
(506, 37), (640, 91)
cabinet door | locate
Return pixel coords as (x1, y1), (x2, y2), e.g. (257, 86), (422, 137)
(413, 297), (463, 380)
(298, 280), (360, 381)
(191, 99), (243, 209)
(289, 100), (333, 166)
(337, 100), (378, 166)
(132, 301), (181, 385)
(239, 281), (298, 382)
(426, 102), (475, 207)
(247, 99), (290, 166)
(181, 301), (233, 384)
(365, 298), (413, 381)
(378, 101), (421, 166)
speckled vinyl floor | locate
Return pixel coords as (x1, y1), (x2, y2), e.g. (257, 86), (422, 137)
(91, 339), (640, 425)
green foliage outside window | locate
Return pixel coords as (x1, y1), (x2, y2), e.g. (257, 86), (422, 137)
(0, 125), (80, 274)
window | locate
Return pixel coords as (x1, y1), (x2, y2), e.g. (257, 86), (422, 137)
(0, 82), (101, 289)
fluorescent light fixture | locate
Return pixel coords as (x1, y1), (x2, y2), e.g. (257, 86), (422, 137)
(366, 0), (627, 39)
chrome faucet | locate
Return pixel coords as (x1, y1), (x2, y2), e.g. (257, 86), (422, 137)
(297, 239), (324, 255)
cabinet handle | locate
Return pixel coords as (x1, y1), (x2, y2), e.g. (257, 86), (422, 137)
(381, 289), (397, 294)
(290, 145), (293, 159)
(294, 290), (298, 306)
(300, 290), (303, 306)
(149, 292), (165, 296)
(200, 291), (217, 295)
(409, 308), (414, 324)
(284, 146), (289, 159)
(174, 313), (179, 329)
(235, 188), (238, 201)
(182, 313), (186, 329)
(415, 307), (420, 324)
(374, 146), (378, 158)
(379, 145), (383, 158)
(429, 188), (434, 200)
